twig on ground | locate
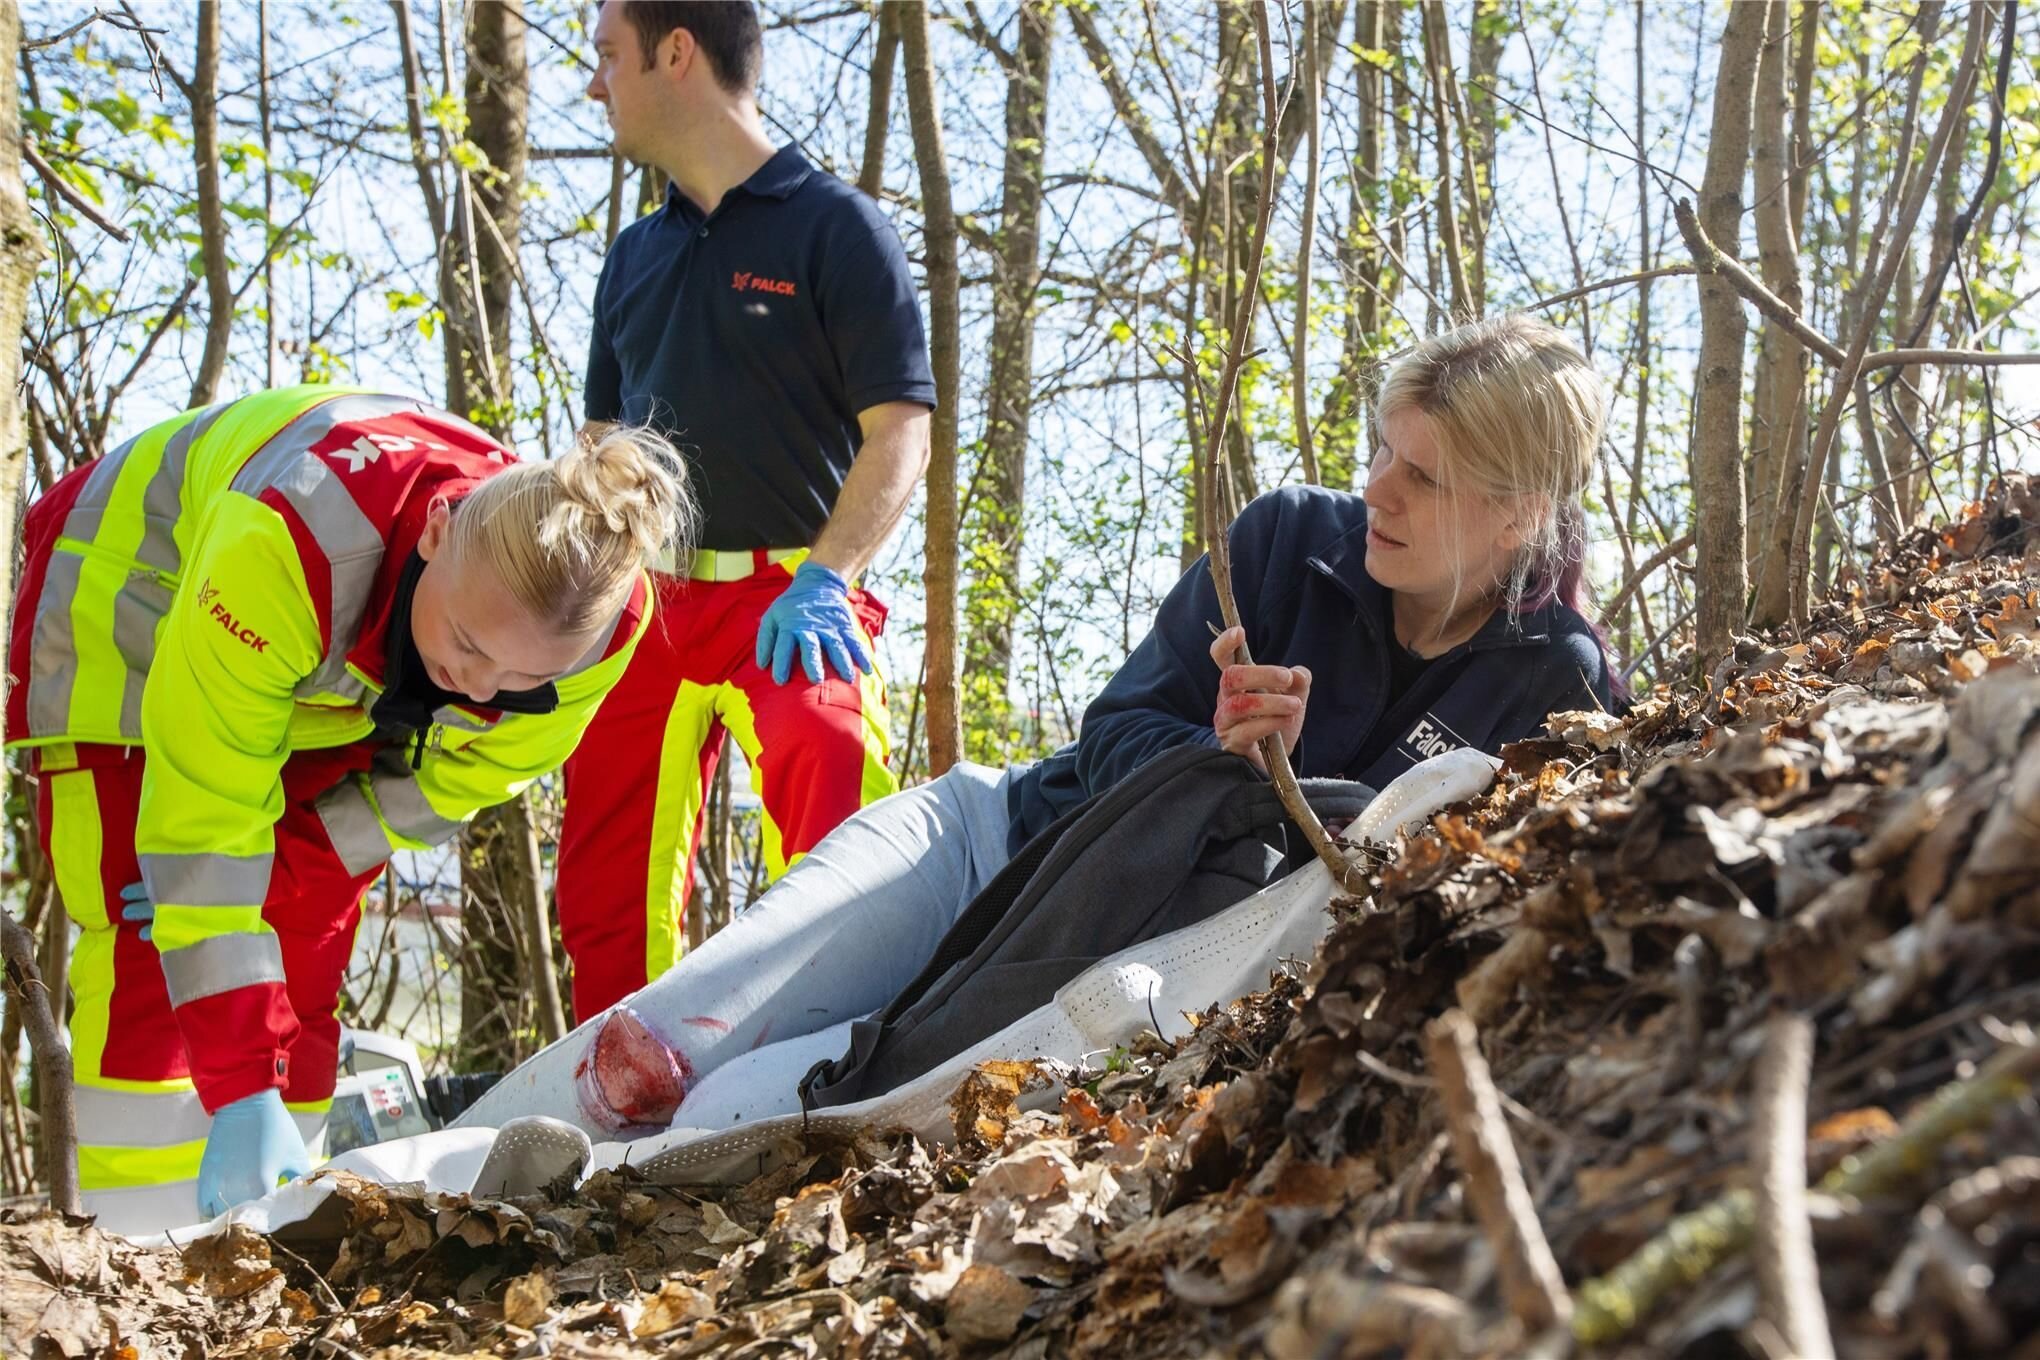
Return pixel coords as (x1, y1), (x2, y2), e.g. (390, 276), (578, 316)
(1425, 1009), (1571, 1332)
(1752, 1012), (1834, 1359)
(1574, 1032), (2040, 1345)
(0, 910), (80, 1214)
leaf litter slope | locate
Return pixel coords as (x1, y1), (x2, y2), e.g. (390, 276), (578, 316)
(9, 475), (2040, 1358)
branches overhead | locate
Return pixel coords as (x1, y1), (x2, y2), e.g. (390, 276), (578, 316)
(12, 0), (2040, 754)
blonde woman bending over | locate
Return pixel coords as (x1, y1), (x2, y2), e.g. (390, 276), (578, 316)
(5, 388), (693, 1229)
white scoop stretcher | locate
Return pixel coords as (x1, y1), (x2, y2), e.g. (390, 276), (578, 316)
(128, 747), (1500, 1245)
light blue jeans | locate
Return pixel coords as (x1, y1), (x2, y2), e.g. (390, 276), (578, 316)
(623, 761), (1018, 1120)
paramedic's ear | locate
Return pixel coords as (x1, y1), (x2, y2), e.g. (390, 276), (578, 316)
(417, 496), (455, 561)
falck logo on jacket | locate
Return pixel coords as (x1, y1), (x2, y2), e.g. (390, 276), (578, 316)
(1403, 713), (1469, 761)
(197, 577), (270, 654)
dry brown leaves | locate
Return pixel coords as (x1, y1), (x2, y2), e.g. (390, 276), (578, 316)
(9, 473), (2040, 1358)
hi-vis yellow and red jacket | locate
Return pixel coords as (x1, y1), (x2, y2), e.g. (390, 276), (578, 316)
(5, 387), (652, 1109)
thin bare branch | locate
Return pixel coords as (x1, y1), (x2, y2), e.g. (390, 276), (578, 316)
(1, 910), (79, 1215)
(1753, 1011), (1834, 1359)
(1673, 197), (1844, 364)
(1601, 531), (1696, 622)
(1191, 5), (1356, 894)
(22, 140), (130, 242)
(1426, 1009), (1571, 1332)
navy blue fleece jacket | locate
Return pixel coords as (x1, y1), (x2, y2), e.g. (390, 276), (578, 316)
(1006, 485), (1615, 850)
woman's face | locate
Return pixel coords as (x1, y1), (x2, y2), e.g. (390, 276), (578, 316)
(1362, 407), (1528, 608)
(409, 501), (592, 703)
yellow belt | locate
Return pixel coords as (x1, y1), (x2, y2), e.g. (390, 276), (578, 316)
(666, 546), (805, 582)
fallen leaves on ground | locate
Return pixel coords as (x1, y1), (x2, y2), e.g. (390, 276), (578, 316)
(10, 472), (2040, 1358)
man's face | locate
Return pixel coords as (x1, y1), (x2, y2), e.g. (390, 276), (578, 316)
(588, 3), (669, 164)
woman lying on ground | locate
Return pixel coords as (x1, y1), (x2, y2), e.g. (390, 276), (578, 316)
(568, 311), (1620, 1132)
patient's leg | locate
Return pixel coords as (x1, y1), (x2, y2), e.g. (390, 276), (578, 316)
(663, 1021), (857, 1129)
(576, 761), (1015, 1130)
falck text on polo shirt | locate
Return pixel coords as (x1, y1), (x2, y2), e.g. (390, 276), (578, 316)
(197, 578), (270, 654)
(1404, 713), (1468, 760)
(731, 270), (797, 297)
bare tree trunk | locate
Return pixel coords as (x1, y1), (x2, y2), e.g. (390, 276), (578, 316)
(858, 3), (900, 199)
(1691, 0), (1764, 667)
(1463, 0), (1506, 308)
(1328, 0), (1389, 493)
(1419, 1), (1472, 320)
(1893, 59), (1976, 514)
(1290, 0), (1321, 487)
(688, 747), (733, 945)
(1274, 0), (1347, 167)
(258, 0), (278, 387)
(464, 0), (525, 415)
(0, 0), (60, 1207)
(1890, 243), (1922, 517)
(453, 0), (548, 1065)
(515, 793), (565, 1043)
(391, 0), (465, 415)
(1387, 1), (1414, 320)
(1816, 42), (1868, 591)
(1757, 0), (1822, 619)
(1216, 4), (1260, 510)
(1788, 2), (1818, 230)
(605, 151), (628, 246)
(1189, 5), (1265, 566)
(1, 913), (76, 1214)
(1792, 2), (1984, 622)
(899, 0), (962, 776)
(963, 1), (1052, 764)
(1748, 0), (1808, 628)
(1619, 0), (1657, 666)
(188, 0), (232, 406)
(0, 0), (41, 647)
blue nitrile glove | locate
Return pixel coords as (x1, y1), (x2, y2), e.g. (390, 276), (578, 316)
(119, 881), (153, 941)
(754, 561), (872, 686)
(197, 1089), (312, 1219)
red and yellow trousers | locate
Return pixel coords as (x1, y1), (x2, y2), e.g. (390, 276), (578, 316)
(555, 555), (895, 1021)
(36, 742), (379, 1230)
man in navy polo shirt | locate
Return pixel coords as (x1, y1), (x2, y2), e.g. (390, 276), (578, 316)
(557, 0), (936, 1021)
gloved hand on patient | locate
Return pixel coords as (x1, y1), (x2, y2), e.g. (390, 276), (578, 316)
(198, 1088), (312, 1219)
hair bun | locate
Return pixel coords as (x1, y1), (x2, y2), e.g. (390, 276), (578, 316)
(543, 424), (690, 563)
(445, 420), (697, 636)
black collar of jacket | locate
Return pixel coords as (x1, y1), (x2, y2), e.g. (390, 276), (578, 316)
(371, 550), (559, 764)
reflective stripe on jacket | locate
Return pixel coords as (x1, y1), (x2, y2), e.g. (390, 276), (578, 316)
(7, 386), (652, 1107)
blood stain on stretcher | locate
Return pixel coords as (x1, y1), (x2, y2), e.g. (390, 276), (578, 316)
(574, 1006), (692, 1130)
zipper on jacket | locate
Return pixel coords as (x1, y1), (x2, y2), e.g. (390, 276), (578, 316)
(408, 721), (450, 770)
(53, 535), (180, 590)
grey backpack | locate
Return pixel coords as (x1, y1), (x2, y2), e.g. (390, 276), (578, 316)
(799, 744), (1374, 1109)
